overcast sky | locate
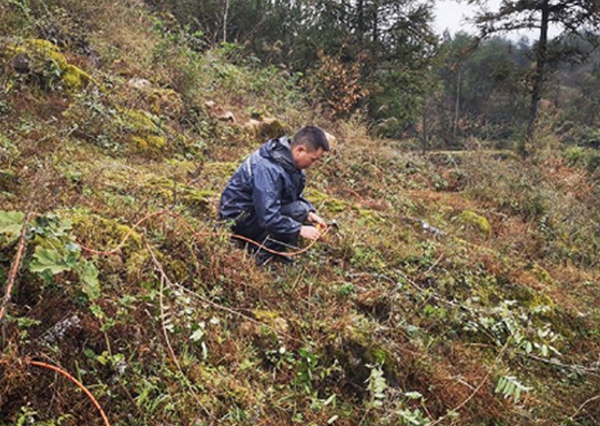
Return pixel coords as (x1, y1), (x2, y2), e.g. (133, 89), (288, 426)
(432, 0), (560, 41)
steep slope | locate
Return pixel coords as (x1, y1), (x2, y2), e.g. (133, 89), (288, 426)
(1, 1), (599, 425)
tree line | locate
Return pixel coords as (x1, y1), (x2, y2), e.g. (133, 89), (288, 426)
(145, 0), (600, 153)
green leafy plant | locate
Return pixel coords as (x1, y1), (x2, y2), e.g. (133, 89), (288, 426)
(15, 406), (74, 426)
(28, 215), (100, 301)
(365, 363), (387, 408)
(0, 211), (100, 300)
(0, 210), (25, 245)
(462, 299), (562, 359)
(7, 0), (31, 18)
(396, 407), (429, 426)
(495, 374), (531, 403)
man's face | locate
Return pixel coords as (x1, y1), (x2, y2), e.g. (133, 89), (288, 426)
(292, 145), (325, 169)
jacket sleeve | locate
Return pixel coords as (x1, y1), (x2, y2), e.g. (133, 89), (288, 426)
(299, 195), (315, 213)
(253, 164), (302, 236)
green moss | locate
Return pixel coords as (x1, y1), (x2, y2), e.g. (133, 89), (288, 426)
(0, 132), (15, 152)
(203, 162), (238, 178)
(371, 346), (388, 365)
(532, 264), (553, 284)
(306, 189), (348, 213)
(256, 118), (289, 140)
(147, 135), (167, 149)
(356, 208), (381, 226)
(142, 176), (213, 215)
(131, 134), (166, 151)
(253, 309), (289, 334)
(124, 248), (151, 280)
(116, 108), (169, 155)
(457, 210), (491, 235)
(131, 135), (149, 150)
(120, 108), (161, 134)
(62, 64), (93, 91)
(67, 211), (143, 253)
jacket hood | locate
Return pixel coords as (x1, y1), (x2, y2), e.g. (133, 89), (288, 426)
(259, 137), (297, 171)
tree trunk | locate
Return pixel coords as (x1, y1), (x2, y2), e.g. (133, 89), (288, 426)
(421, 98), (429, 153)
(524, 0), (550, 155)
(223, 0), (230, 43)
(370, 0), (380, 55)
(453, 67), (462, 141)
(357, 0), (365, 41)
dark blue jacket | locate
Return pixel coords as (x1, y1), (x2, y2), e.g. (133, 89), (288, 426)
(218, 137), (315, 237)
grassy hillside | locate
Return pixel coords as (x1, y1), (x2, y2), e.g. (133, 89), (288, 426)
(1, 1), (599, 425)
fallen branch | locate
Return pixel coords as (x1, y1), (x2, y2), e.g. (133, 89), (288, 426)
(520, 352), (600, 378)
(569, 394), (600, 423)
(0, 212), (33, 323)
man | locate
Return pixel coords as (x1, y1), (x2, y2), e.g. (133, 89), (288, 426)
(218, 125), (330, 265)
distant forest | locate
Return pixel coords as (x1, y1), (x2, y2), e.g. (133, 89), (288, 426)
(143, 0), (600, 152)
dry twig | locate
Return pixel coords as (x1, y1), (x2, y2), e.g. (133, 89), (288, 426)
(0, 212), (34, 323)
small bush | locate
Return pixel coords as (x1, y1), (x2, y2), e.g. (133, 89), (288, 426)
(563, 145), (586, 165)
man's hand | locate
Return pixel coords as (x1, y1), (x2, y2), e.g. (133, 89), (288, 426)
(307, 212), (326, 227)
(300, 225), (321, 240)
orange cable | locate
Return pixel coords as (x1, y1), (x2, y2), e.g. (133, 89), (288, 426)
(0, 359), (111, 426)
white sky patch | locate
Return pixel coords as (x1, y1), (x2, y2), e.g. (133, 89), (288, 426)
(433, 0), (560, 42)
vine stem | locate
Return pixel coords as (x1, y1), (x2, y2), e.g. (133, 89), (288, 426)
(145, 240), (215, 422)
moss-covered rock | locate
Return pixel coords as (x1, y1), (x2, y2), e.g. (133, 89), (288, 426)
(3, 39), (93, 92)
(149, 88), (185, 119)
(62, 92), (188, 158)
(243, 117), (289, 140)
(117, 107), (192, 157)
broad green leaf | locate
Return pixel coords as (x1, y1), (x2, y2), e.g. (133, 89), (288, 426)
(404, 391), (423, 400)
(190, 328), (205, 342)
(29, 246), (70, 275)
(0, 210), (25, 237)
(31, 214), (72, 238)
(78, 260), (100, 301)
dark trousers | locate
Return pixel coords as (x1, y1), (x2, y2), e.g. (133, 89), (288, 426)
(230, 202), (305, 256)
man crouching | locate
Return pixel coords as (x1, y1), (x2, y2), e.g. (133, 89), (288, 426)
(218, 126), (330, 265)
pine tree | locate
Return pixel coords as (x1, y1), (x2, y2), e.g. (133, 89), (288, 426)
(469, 0), (600, 154)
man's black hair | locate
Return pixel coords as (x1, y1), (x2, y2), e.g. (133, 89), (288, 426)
(292, 126), (330, 152)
